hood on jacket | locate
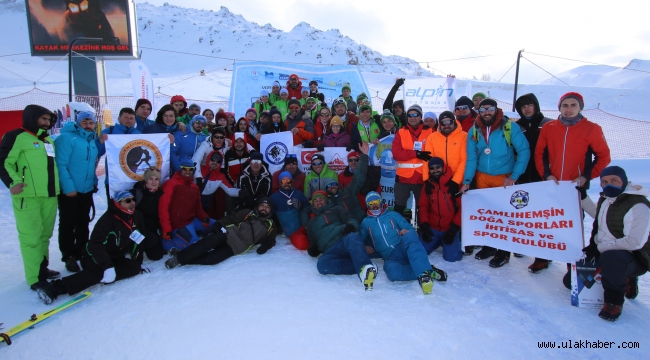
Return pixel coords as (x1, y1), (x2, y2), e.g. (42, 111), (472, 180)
(255, 196), (274, 218)
(61, 121), (96, 140)
(22, 104), (55, 136)
(613, 183), (650, 198)
(427, 165), (454, 187)
(515, 93), (541, 119)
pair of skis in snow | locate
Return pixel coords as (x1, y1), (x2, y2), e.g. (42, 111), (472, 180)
(0, 292), (92, 345)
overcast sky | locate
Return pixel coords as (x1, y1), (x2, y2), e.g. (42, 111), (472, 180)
(144, 0), (649, 83)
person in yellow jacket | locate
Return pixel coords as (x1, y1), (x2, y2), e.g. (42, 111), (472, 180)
(391, 104), (433, 223)
(0, 105), (61, 294)
(423, 111), (467, 195)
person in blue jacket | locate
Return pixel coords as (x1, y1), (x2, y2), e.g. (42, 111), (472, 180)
(134, 98), (155, 131)
(96, 107), (141, 200)
(359, 191), (447, 294)
(173, 115), (207, 173)
(54, 110), (107, 272)
(270, 171), (309, 242)
(143, 104), (180, 174)
(460, 98), (530, 267)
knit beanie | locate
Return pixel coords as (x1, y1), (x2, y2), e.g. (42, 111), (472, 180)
(558, 92), (585, 110)
(439, 111), (455, 122)
(358, 98), (372, 112)
(190, 115), (207, 126)
(356, 92), (368, 102)
(407, 104), (423, 117)
(76, 110), (96, 124)
(365, 191), (382, 205)
(135, 98), (152, 111)
(311, 153), (326, 164)
(280, 88), (289, 95)
(330, 116), (344, 127)
(284, 155), (298, 165)
(478, 98), (498, 108)
(342, 83), (351, 92)
(278, 171), (293, 181)
(143, 167), (161, 183)
(250, 152), (264, 161)
(189, 103), (200, 111)
(112, 190), (133, 202)
(260, 90), (270, 97)
(423, 112), (437, 121)
(455, 96), (474, 109)
(347, 151), (360, 160)
(311, 190), (328, 203)
(428, 157), (445, 168)
(272, 81), (281, 88)
(288, 99), (301, 108)
(472, 92), (488, 101)
(246, 107), (257, 116)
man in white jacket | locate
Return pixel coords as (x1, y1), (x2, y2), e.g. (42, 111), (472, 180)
(580, 166), (649, 322)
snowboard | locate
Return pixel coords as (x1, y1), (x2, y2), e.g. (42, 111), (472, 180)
(0, 292), (92, 345)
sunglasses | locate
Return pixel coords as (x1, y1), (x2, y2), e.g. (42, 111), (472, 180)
(280, 179), (292, 185)
(289, 105), (300, 110)
(367, 199), (381, 206)
(479, 106), (496, 113)
(348, 158), (359, 163)
(180, 166), (195, 171)
(213, 136), (225, 140)
(120, 197), (134, 204)
(440, 119), (454, 126)
(250, 160), (262, 164)
(455, 105), (469, 111)
(311, 161), (324, 166)
(407, 113), (420, 118)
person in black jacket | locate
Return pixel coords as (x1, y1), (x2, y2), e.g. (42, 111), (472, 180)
(129, 168), (165, 261)
(383, 78), (407, 127)
(34, 190), (148, 304)
(515, 93), (554, 273)
(236, 152), (272, 211)
(260, 108), (286, 134)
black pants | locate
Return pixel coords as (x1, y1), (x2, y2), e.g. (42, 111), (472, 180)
(177, 232), (234, 266)
(601, 250), (647, 305)
(62, 255), (141, 295)
(141, 228), (165, 261)
(58, 192), (94, 261)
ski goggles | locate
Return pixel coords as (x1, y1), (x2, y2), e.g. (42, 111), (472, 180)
(250, 159), (263, 164)
(479, 106), (496, 113)
(289, 105), (300, 110)
(311, 161), (324, 166)
(440, 119), (454, 126)
(332, 99), (346, 107)
(180, 166), (196, 171)
(366, 199), (381, 206)
(280, 179), (292, 185)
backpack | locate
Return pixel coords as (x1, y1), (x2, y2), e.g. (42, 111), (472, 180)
(471, 118), (514, 147)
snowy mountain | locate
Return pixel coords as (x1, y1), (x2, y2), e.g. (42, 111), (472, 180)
(535, 59), (650, 90)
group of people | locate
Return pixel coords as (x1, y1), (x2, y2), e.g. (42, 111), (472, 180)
(1, 77), (648, 322)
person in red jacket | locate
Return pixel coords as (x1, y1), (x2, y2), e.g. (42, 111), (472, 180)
(392, 104), (433, 223)
(418, 158), (463, 262)
(271, 154), (306, 193)
(535, 91), (611, 287)
(454, 96), (478, 132)
(286, 74), (303, 100)
(159, 159), (215, 251)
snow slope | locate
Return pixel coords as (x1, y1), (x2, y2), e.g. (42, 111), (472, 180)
(1, 159), (649, 359)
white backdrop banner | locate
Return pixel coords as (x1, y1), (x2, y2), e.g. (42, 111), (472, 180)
(403, 77), (456, 114)
(130, 60), (155, 109)
(299, 147), (349, 174)
(461, 181), (584, 263)
(260, 131), (294, 173)
(106, 134), (170, 194)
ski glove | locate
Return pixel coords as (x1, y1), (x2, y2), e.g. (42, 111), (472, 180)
(576, 186), (587, 200)
(307, 245), (321, 258)
(583, 243), (600, 262)
(443, 223), (461, 245)
(101, 267), (116, 284)
(395, 78), (405, 87)
(342, 224), (357, 235)
(316, 144), (325, 152)
(415, 151), (432, 161)
(257, 236), (277, 255)
(202, 217), (211, 228)
(163, 232), (172, 240)
(420, 222), (434, 243)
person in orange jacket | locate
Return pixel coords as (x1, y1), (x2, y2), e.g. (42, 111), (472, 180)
(285, 99), (315, 146)
(423, 111), (467, 195)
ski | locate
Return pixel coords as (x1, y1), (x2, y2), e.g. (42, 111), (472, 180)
(0, 292), (92, 345)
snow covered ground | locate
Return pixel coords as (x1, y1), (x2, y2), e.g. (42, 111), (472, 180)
(1, 159), (649, 359)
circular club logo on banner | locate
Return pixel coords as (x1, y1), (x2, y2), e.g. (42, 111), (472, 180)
(119, 140), (163, 181)
(265, 142), (289, 165)
(510, 190), (530, 209)
(251, 70), (260, 80)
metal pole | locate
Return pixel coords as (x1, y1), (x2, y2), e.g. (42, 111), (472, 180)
(68, 37), (103, 102)
(512, 49), (525, 112)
